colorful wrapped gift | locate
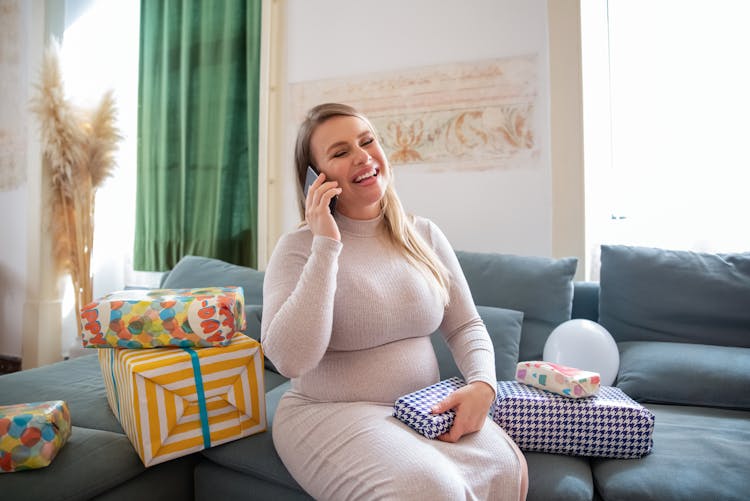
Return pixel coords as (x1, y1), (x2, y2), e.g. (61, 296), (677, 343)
(81, 286), (246, 349)
(0, 400), (71, 472)
(98, 335), (266, 467)
(516, 361), (600, 398)
(393, 377), (466, 439)
(492, 381), (654, 458)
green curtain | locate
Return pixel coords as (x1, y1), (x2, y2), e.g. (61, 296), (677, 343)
(134, 0), (261, 271)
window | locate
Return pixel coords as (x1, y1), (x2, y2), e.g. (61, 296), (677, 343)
(582, 0), (750, 279)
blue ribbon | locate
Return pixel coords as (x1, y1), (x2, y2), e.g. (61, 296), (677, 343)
(110, 349), (121, 419)
(183, 347), (211, 449)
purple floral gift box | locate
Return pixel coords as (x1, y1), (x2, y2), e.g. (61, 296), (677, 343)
(393, 377), (466, 439)
(492, 381), (654, 459)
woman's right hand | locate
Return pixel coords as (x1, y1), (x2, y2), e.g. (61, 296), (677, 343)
(305, 172), (342, 241)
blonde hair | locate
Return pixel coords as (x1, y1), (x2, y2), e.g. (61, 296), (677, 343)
(294, 103), (451, 305)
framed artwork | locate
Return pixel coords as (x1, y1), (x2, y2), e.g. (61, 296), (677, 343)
(290, 55), (539, 172)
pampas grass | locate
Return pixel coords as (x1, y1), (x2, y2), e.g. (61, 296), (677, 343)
(29, 40), (121, 337)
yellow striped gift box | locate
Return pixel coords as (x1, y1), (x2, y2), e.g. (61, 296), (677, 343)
(98, 335), (266, 467)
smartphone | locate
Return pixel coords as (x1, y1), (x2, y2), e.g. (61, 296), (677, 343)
(304, 165), (337, 215)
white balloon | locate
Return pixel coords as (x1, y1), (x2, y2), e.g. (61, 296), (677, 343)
(543, 319), (620, 386)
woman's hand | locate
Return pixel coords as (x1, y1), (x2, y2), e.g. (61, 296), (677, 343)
(305, 172), (342, 241)
(431, 381), (496, 443)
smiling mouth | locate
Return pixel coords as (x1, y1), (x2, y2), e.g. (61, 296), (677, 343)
(354, 168), (379, 183)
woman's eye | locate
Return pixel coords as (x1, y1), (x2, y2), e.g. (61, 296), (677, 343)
(333, 150), (347, 158)
(361, 137), (374, 146)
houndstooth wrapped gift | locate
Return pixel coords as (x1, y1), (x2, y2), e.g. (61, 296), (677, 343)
(493, 381), (654, 458)
(393, 377), (466, 439)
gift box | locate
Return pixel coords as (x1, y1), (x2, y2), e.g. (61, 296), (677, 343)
(492, 381), (654, 458)
(0, 400), (71, 472)
(393, 377), (466, 439)
(98, 335), (266, 467)
(81, 286), (246, 349)
(516, 361), (600, 398)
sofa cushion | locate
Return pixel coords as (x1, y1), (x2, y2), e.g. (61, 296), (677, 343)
(0, 355), (123, 434)
(616, 341), (750, 410)
(161, 255), (265, 305)
(194, 460), (311, 501)
(599, 245), (750, 347)
(0, 426), (153, 500)
(592, 403), (750, 501)
(244, 304), (281, 374)
(432, 306), (523, 381)
(525, 452), (594, 501)
(455, 251), (578, 361)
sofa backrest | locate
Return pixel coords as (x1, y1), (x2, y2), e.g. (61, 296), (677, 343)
(572, 281), (599, 322)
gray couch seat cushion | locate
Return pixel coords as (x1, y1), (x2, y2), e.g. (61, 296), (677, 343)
(455, 251), (577, 361)
(194, 460), (311, 501)
(200, 381), (303, 492)
(525, 452), (593, 501)
(617, 341), (750, 410)
(599, 245), (750, 347)
(592, 403), (750, 501)
(0, 426), (155, 501)
(432, 306), (523, 381)
(0, 355), (123, 434)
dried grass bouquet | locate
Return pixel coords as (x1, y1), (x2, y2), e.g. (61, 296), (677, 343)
(29, 39), (121, 336)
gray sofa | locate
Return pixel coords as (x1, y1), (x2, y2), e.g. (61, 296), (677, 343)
(2, 245), (748, 500)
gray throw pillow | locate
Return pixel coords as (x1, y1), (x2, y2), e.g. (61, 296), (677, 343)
(243, 304), (278, 374)
(617, 341), (750, 410)
(455, 251), (578, 361)
(431, 306), (523, 381)
(599, 245), (750, 347)
(160, 255), (265, 305)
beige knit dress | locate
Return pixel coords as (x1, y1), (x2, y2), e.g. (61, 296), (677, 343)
(261, 213), (523, 500)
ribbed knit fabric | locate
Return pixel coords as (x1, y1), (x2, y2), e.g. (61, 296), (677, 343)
(261, 213), (523, 500)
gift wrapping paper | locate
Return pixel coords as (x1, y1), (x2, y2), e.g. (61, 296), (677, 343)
(393, 377), (466, 439)
(81, 286), (246, 349)
(516, 361), (600, 398)
(98, 335), (266, 467)
(0, 400), (71, 472)
(493, 381), (654, 458)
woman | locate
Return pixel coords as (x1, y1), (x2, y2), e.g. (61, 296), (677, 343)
(261, 103), (528, 500)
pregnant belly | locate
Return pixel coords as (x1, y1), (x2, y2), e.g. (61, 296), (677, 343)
(291, 336), (441, 404)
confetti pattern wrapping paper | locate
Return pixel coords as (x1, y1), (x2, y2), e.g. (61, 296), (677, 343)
(81, 286), (246, 349)
(98, 335), (266, 467)
(0, 400), (71, 472)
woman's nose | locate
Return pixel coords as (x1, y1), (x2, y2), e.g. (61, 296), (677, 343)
(354, 146), (371, 164)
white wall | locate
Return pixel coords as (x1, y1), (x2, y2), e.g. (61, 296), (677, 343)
(0, 0), (41, 359)
(275, 0), (553, 257)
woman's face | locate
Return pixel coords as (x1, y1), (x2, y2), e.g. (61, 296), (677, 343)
(309, 115), (390, 220)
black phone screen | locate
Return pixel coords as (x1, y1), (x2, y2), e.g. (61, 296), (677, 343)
(304, 166), (336, 215)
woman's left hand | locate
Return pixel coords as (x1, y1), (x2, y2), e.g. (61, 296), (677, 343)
(431, 381), (496, 443)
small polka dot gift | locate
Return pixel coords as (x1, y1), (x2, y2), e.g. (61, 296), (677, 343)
(0, 400), (71, 472)
(80, 286), (246, 349)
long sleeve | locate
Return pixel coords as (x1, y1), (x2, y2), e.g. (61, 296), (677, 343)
(421, 219), (498, 396)
(260, 230), (342, 378)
